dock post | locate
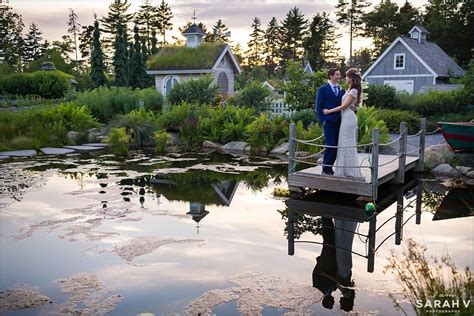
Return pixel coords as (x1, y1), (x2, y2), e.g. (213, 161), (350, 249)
(415, 180), (422, 225)
(288, 210), (295, 255)
(367, 214), (376, 273)
(288, 123), (296, 175)
(395, 187), (404, 245)
(371, 128), (379, 201)
(414, 118), (426, 172)
(395, 122), (407, 184)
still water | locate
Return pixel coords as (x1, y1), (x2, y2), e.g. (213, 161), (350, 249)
(0, 151), (472, 315)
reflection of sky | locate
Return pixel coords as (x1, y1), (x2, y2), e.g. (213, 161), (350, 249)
(0, 157), (473, 315)
(9, 0), (428, 57)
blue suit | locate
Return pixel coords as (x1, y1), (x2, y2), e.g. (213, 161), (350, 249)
(316, 83), (344, 173)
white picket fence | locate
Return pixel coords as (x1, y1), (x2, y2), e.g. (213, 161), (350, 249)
(267, 98), (293, 117)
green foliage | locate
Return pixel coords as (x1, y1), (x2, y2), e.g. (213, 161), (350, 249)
(109, 108), (158, 148)
(108, 127), (130, 156)
(0, 103), (98, 151)
(75, 86), (163, 122)
(246, 113), (282, 150)
(89, 19), (107, 89)
(373, 109), (420, 133)
(397, 89), (469, 117)
(288, 109), (319, 127)
(0, 95), (61, 108)
(234, 81), (270, 110)
(365, 84), (398, 109)
(0, 71), (71, 99)
(158, 102), (195, 131)
(426, 111), (474, 132)
(294, 120), (323, 153)
(167, 75), (219, 106)
(147, 43), (224, 69)
(283, 60), (315, 110)
(154, 130), (168, 153)
(198, 105), (256, 144)
(357, 106), (390, 146)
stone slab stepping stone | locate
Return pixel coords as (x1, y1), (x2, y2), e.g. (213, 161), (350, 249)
(63, 145), (104, 152)
(82, 143), (109, 148)
(0, 155), (10, 160)
(0, 150), (37, 157)
(40, 147), (76, 155)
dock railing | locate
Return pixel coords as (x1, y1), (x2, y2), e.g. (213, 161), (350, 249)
(288, 118), (429, 200)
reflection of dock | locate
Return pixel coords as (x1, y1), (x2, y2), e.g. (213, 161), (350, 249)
(286, 178), (422, 273)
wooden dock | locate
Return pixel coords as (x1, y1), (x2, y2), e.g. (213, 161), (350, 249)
(288, 119), (426, 200)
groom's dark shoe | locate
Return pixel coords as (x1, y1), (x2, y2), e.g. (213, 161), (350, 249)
(322, 169), (334, 176)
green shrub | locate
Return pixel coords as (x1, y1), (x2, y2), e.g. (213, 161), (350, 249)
(397, 89), (469, 116)
(158, 102), (196, 132)
(246, 113), (278, 150)
(234, 81), (270, 110)
(373, 109), (420, 133)
(289, 109), (318, 127)
(75, 86), (163, 122)
(108, 127), (130, 156)
(0, 71), (71, 99)
(365, 84), (398, 109)
(167, 75), (219, 106)
(357, 106), (390, 146)
(293, 120), (323, 153)
(426, 111), (474, 131)
(109, 108), (159, 148)
(154, 130), (169, 153)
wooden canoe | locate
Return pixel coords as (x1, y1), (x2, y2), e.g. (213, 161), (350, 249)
(438, 122), (474, 152)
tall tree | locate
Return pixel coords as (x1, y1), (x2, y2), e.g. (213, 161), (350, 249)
(129, 24), (146, 88)
(23, 23), (46, 65)
(207, 19), (230, 43)
(52, 35), (74, 63)
(263, 17), (280, 75)
(397, 1), (420, 36)
(67, 8), (81, 72)
(151, 29), (159, 54)
(101, 0), (133, 52)
(303, 12), (340, 69)
(156, 0), (173, 45)
(351, 47), (373, 72)
(89, 18), (107, 89)
(245, 17), (265, 67)
(136, 0), (159, 52)
(279, 7), (308, 64)
(362, 0), (399, 55)
(79, 24), (94, 60)
(113, 20), (128, 86)
(336, 0), (371, 66)
(0, 3), (24, 70)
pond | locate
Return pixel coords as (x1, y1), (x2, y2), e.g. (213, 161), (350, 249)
(0, 151), (472, 315)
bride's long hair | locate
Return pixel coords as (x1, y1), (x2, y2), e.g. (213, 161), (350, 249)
(346, 68), (362, 105)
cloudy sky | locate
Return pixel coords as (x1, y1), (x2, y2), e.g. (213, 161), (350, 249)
(8, 0), (427, 58)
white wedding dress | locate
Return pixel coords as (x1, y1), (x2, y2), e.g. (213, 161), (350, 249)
(334, 88), (364, 179)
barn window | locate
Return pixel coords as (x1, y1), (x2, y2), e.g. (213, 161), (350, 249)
(394, 54), (405, 70)
(217, 72), (229, 97)
(163, 75), (180, 96)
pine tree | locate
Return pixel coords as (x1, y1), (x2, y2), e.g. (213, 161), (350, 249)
(113, 20), (128, 86)
(52, 35), (74, 62)
(279, 7), (308, 64)
(0, 4), (25, 70)
(101, 0), (133, 55)
(303, 12), (340, 69)
(136, 0), (159, 53)
(79, 24), (94, 59)
(89, 18), (107, 89)
(141, 37), (152, 87)
(23, 23), (46, 65)
(245, 17), (264, 67)
(397, 1), (420, 36)
(156, 0), (173, 45)
(263, 17), (280, 75)
(151, 29), (159, 54)
(207, 19), (230, 43)
(129, 24), (146, 88)
(336, 0), (371, 66)
(67, 8), (81, 72)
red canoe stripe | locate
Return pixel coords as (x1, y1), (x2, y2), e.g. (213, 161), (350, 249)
(443, 133), (474, 142)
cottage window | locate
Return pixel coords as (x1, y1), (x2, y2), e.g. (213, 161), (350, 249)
(394, 54), (405, 70)
(164, 75), (180, 96)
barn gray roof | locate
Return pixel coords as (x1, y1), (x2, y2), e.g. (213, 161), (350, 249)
(410, 25), (428, 33)
(401, 37), (465, 77)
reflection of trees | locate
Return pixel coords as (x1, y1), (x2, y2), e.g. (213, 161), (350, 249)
(278, 207), (322, 239)
(422, 190), (446, 214)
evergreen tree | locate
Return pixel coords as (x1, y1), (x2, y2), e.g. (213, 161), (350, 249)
(397, 1), (420, 36)
(303, 12), (340, 69)
(279, 7), (308, 64)
(351, 47), (373, 72)
(79, 24), (94, 59)
(263, 17), (280, 75)
(362, 0), (399, 56)
(207, 19), (230, 43)
(113, 20), (128, 86)
(101, 0), (133, 54)
(0, 3), (25, 70)
(129, 24), (147, 88)
(245, 17), (265, 67)
(23, 23), (46, 64)
(141, 37), (153, 87)
(136, 0), (159, 53)
(52, 35), (74, 63)
(156, 0), (173, 45)
(336, 0), (371, 66)
(90, 18), (107, 89)
(151, 29), (159, 54)
(67, 8), (81, 72)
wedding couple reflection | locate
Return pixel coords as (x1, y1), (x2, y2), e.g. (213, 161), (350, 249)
(312, 217), (357, 312)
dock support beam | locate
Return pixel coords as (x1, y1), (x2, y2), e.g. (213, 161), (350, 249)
(288, 210), (295, 255)
(395, 122), (407, 184)
(288, 123), (296, 175)
(416, 180), (422, 225)
(395, 187), (404, 245)
(371, 128), (379, 201)
(367, 214), (377, 272)
(414, 118), (426, 172)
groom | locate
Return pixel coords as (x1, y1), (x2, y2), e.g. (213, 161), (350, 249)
(316, 68), (344, 175)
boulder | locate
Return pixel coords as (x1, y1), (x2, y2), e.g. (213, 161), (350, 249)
(424, 143), (454, 170)
(431, 164), (460, 177)
(0, 150), (37, 157)
(87, 128), (106, 143)
(455, 166), (472, 176)
(203, 141), (222, 150)
(67, 131), (81, 145)
(221, 141), (251, 153)
(270, 142), (289, 155)
(467, 170), (474, 179)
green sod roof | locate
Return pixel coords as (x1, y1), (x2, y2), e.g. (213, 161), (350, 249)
(147, 43), (227, 71)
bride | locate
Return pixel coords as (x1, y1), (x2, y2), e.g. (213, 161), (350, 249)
(323, 68), (364, 180)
